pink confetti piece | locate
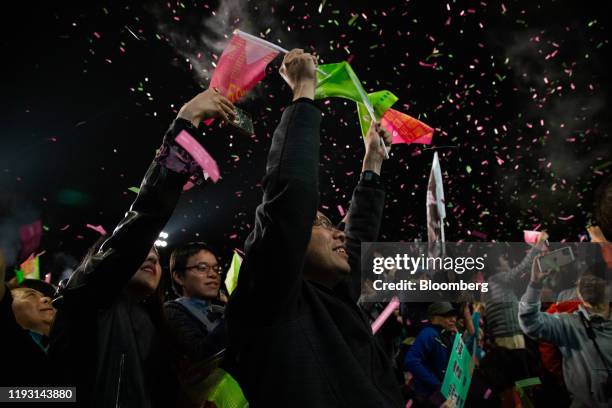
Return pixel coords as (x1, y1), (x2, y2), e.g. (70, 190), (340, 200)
(418, 61), (437, 69)
(371, 297), (400, 334)
(484, 388), (492, 399)
(470, 230), (488, 239)
(406, 399), (413, 408)
(558, 215), (575, 221)
(44, 273), (52, 283)
(337, 205), (345, 217)
(86, 224), (107, 235)
(175, 130), (220, 183)
(60, 225), (70, 231)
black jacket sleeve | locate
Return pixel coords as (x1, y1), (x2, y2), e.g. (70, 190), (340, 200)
(164, 302), (227, 362)
(343, 174), (386, 302)
(232, 99), (321, 319)
(60, 119), (194, 308)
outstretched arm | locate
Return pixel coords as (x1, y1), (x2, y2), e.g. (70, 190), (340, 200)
(344, 122), (392, 300)
(62, 90), (235, 307)
(492, 231), (548, 286)
(232, 49), (321, 318)
(518, 256), (576, 345)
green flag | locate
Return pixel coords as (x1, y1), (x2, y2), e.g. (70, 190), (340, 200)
(315, 62), (364, 102)
(315, 62), (399, 138)
(357, 90), (398, 138)
(224, 250), (243, 295)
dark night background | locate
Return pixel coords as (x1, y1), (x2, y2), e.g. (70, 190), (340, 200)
(0, 0), (610, 277)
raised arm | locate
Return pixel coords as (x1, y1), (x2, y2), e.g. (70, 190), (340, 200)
(518, 256), (576, 345)
(61, 90), (235, 307)
(233, 50), (320, 316)
(344, 122), (392, 300)
(492, 231), (548, 286)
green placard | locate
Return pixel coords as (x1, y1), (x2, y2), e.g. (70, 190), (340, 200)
(440, 333), (474, 408)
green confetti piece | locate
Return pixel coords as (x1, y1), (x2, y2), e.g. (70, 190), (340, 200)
(128, 187), (140, 194)
(466, 165), (472, 174)
(348, 14), (359, 26)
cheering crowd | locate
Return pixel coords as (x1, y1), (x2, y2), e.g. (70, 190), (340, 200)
(1, 50), (611, 408)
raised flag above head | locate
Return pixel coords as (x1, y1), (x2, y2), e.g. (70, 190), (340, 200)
(356, 90), (398, 136)
(523, 230), (542, 244)
(18, 220), (42, 263)
(315, 61), (365, 102)
(19, 254), (40, 281)
(381, 109), (434, 145)
(210, 30), (280, 103)
(427, 152), (446, 243)
(316, 61), (434, 146)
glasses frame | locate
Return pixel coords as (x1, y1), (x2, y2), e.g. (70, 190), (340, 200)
(184, 262), (223, 275)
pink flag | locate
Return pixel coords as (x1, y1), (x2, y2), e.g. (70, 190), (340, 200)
(175, 130), (220, 183)
(18, 220), (42, 262)
(381, 108), (434, 145)
(523, 230), (541, 244)
(210, 32), (280, 103)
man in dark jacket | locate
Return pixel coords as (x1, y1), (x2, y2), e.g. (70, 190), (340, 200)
(0, 251), (56, 387)
(404, 302), (456, 398)
(49, 88), (236, 408)
(226, 49), (402, 407)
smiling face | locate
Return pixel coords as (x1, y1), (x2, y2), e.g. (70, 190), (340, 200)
(173, 249), (221, 300)
(303, 212), (350, 287)
(11, 288), (56, 336)
(129, 248), (162, 297)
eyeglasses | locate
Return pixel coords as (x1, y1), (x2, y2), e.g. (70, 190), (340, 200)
(313, 214), (335, 230)
(184, 262), (223, 275)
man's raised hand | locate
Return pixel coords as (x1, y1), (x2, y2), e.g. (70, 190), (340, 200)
(279, 49), (317, 101)
(362, 122), (392, 175)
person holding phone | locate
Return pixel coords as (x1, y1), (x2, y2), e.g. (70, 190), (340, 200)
(519, 256), (612, 407)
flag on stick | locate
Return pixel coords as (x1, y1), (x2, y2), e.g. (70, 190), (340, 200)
(382, 109), (434, 145)
(316, 62), (434, 147)
(19, 255), (40, 280)
(210, 31), (280, 103)
(427, 152), (446, 243)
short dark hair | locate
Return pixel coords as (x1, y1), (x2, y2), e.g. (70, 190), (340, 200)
(169, 242), (216, 296)
(578, 274), (607, 305)
(594, 175), (612, 241)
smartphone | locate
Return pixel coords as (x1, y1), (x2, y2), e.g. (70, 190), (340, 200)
(537, 247), (575, 272)
(229, 106), (254, 135)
